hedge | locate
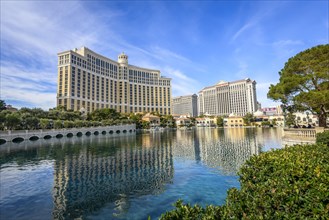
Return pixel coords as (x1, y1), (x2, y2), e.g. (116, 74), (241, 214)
(160, 143), (329, 219)
(316, 130), (329, 146)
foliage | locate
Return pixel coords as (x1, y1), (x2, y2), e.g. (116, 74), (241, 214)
(142, 121), (150, 129)
(268, 44), (329, 127)
(261, 121), (271, 127)
(216, 116), (224, 127)
(54, 120), (63, 129)
(0, 102), (176, 130)
(63, 120), (74, 128)
(89, 108), (121, 121)
(129, 113), (143, 128)
(271, 118), (277, 126)
(316, 130), (329, 146)
(5, 113), (21, 130)
(24, 116), (39, 130)
(243, 113), (255, 126)
(160, 200), (222, 220)
(161, 144), (329, 219)
(39, 119), (50, 129)
(160, 115), (175, 128)
(285, 112), (296, 127)
(0, 100), (6, 111)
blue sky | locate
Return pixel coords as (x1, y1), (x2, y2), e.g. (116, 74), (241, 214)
(1, 1), (328, 110)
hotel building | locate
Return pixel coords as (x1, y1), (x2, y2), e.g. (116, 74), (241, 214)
(57, 47), (172, 114)
(198, 78), (257, 116)
(172, 94), (198, 117)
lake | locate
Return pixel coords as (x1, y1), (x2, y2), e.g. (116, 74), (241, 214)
(0, 128), (283, 220)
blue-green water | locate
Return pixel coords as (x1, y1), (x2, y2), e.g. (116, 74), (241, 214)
(0, 128), (283, 220)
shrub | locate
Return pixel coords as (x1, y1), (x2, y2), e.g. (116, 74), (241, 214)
(316, 130), (329, 146)
(160, 200), (222, 220)
(160, 144), (329, 219)
(222, 144), (329, 219)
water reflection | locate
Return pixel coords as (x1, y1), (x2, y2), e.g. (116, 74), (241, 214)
(173, 128), (262, 174)
(0, 128), (284, 220)
(51, 135), (174, 219)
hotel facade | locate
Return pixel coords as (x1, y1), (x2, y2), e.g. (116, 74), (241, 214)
(198, 78), (257, 116)
(57, 47), (172, 114)
(172, 94), (198, 117)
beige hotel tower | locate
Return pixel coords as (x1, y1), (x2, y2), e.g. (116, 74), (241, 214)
(57, 47), (172, 114)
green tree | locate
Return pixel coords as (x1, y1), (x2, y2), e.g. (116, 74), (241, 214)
(142, 121), (150, 129)
(25, 116), (40, 130)
(261, 121), (271, 127)
(89, 108), (120, 121)
(243, 113), (255, 126)
(129, 113), (143, 128)
(216, 116), (224, 127)
(5, 113), (21, 130)
(268, 44), (329, 127)
(0, 100), (6, 111)
(271, 118), (277, 126)
(54, 120), (63, 129)
(39, 119), (50, 129)
(285, 112), (296, 127)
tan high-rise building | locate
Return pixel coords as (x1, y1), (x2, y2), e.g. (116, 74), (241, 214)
(172, 94), (198, 117)
(198, 78), (257, 116)
(57, 47), (172, 114)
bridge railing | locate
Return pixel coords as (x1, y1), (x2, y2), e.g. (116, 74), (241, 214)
(0, 124), (136, 143)
(283, 128), (316, 138)
(0, 125), (135, 135)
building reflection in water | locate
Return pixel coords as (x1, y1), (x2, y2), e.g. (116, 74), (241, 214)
(174, 128), (262, 174)
(0, 128), (279, 219)
(52, 135), (174, 219)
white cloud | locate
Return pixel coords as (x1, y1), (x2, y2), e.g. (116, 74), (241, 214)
(151, 46), (191, 63)
(231, 21), (255, 42)
(272, 40), (304, 47)
(164, 67), (201, 96)
(0, 1), (121, 108)
(2, 88), (56, 110)
(255, 81), (279, 108)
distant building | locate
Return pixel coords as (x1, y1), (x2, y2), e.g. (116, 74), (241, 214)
(195, 117), (217, 127)
(174, 116), (192, 127)
(198, 78), (257, 116)
(261, 107), (277, 116)
(172, 94), (198, 117)
(256, 101), (262, 110)
(57, 47), (172, 114)
(224, 113), (244, 127)
(142, 113), (160, 127)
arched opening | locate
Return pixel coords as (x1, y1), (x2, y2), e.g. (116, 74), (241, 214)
(77, 132), (83, 137)
(123, 130), (127, 133)
(116, 130), (120, 134)
(67, 133), (73, 138)
(94, 131), (99, 135)
(12, 137), (24, 143)
(86, 131), (91, 136)
(44, 135), (52, 139)
(0, 139), (6, 145)
(56, 134), (63, 138)
(109, 130), (114, 134)
(102, 131), (106, 135)
(29, 136), (39, 141)
(129, 129), (132, 133)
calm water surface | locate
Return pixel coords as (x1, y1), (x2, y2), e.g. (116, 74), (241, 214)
(0, 128), (283, 220)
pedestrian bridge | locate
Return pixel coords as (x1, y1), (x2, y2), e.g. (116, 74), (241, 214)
(0, 124), (136, 145)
